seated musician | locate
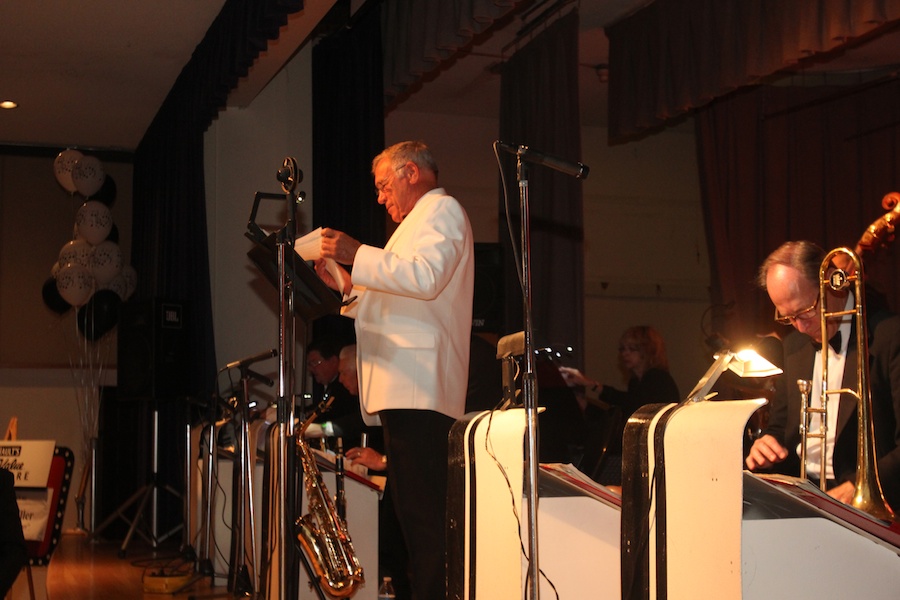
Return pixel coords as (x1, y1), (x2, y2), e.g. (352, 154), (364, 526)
(745, 240), (900, 511)
(559, 325), (680, 486)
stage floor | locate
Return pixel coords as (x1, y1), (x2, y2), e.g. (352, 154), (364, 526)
(44, 532), (223, 600)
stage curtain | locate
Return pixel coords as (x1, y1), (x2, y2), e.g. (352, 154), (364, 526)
(381, 0), (522, 110)
(311, 1), (386, 341)
(696, 80), (900, 345)
(132, 0), (304, 402)
(607, 0), (900, 142)
(498, 9), (585, 361)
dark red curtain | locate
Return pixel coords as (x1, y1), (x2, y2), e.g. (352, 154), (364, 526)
(607, 0), (900, 142)
(696, 79), (900, 345)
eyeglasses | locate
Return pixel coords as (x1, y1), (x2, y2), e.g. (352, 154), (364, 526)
(306, 359), (324, 369)
(774, 295), (819, 325)
(618, 344), (640, 353)
(374, 166), (407, 197)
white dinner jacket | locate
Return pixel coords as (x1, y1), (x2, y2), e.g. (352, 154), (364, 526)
(342, 188), (474, 425)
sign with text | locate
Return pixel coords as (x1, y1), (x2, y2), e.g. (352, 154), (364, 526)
(0, 440), (56, 487)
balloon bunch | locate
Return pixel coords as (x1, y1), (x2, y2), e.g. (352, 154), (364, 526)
(43, 149), (136, 341)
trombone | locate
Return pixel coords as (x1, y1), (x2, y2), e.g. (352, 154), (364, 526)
(798, 247), (894, 521)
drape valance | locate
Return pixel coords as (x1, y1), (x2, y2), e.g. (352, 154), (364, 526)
(606, 0), (900, 142)
(381, 0), (523, 109)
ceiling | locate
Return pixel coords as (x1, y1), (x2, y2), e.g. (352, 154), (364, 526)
(0, 0), (649, 152)
(2, 0), (900, 153)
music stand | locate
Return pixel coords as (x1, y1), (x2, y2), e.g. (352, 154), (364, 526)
(245, 158), (341, 600)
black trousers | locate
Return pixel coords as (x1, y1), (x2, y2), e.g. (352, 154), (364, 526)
(381, 409), (455, 600)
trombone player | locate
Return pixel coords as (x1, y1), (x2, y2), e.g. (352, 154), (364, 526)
(746, 240), (900, 511)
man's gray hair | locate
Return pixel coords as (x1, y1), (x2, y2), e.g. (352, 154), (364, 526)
(757, 240), (826, 290)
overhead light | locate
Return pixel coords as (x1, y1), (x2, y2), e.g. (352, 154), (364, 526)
(0, 100), (18, 109)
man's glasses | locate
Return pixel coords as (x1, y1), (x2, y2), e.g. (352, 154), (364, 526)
(374, 166), (407, 197)
(774, 296), (819, 325)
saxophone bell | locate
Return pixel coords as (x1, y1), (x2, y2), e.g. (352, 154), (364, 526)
(294, 398), (364, 597)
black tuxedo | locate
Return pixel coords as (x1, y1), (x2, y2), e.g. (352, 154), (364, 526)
(763, 299), (900, 510)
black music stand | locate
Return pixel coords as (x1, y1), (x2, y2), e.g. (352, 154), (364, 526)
(244, 159), (341, 600)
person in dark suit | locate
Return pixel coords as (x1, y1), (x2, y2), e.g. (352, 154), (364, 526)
(304, 336), (367, 450)
(746, 240), (900, 511)
(0, 468), (27, 595)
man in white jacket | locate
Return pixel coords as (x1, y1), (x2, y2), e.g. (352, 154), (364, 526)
(316, 140), (474, 599)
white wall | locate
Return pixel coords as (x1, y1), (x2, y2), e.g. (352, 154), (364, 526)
(204, 47), (315, 404)
(580, 122), (711, 398)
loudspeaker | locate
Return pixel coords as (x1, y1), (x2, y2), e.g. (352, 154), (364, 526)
(117, 299), (188, 401)
(473, 243), (503, 333)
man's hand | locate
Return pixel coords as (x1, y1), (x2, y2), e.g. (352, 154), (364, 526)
(314, 259), (345, 293)
(345, 446), (387, 472)
(320, 227), (362, 266)
(745, 434), (789, 470)
(827, 480), (854, 504)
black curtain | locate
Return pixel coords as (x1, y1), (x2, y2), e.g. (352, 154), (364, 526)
(311, 2), (386, 342)
(126, 0), (305, 512)
(696, 80), (900, 345)
(131, 0), (304, 405)
(498, 9), (585, 359)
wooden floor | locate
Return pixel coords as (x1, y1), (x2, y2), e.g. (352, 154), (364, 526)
(45, 532), (227, 600)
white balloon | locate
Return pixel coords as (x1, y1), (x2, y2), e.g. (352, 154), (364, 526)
(89, 240), (123, 285)
(75, 200), (113, 245)
(50, 260), (61, 279)
(72, 156), (106, 198)
(53, 149), (83, 194)
(56, 263), (94, 307)
(58, 238), (92, 269)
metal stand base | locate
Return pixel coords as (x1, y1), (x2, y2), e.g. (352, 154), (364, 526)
(91, 407), (182, 557)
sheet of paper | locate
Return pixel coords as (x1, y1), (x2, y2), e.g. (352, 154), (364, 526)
(294, 227), (346, 293)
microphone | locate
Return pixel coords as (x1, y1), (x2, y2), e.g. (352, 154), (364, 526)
(277, 156), (303, 193)
(225, 348), (278, 370)
(497, 141), (590, 179)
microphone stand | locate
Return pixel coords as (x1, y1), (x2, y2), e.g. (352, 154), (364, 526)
(515, 152), (541, 600)
(228, 365), (273, 596)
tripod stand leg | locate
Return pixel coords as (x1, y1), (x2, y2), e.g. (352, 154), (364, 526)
(90, 483), (148, 541)
(118, 485), (154, 557)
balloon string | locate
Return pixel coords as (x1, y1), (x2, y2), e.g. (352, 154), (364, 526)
(66, 301), (107, 466)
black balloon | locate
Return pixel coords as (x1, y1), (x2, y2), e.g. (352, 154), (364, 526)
(107, 222), (119, 243)
(42, 276), (71, 315)
(77, 289), (121, 341)
(94, 174), (117, 206)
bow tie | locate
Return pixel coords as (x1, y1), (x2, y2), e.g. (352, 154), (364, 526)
(830, 331), (842, 353)
(817, 331), (841, 353)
